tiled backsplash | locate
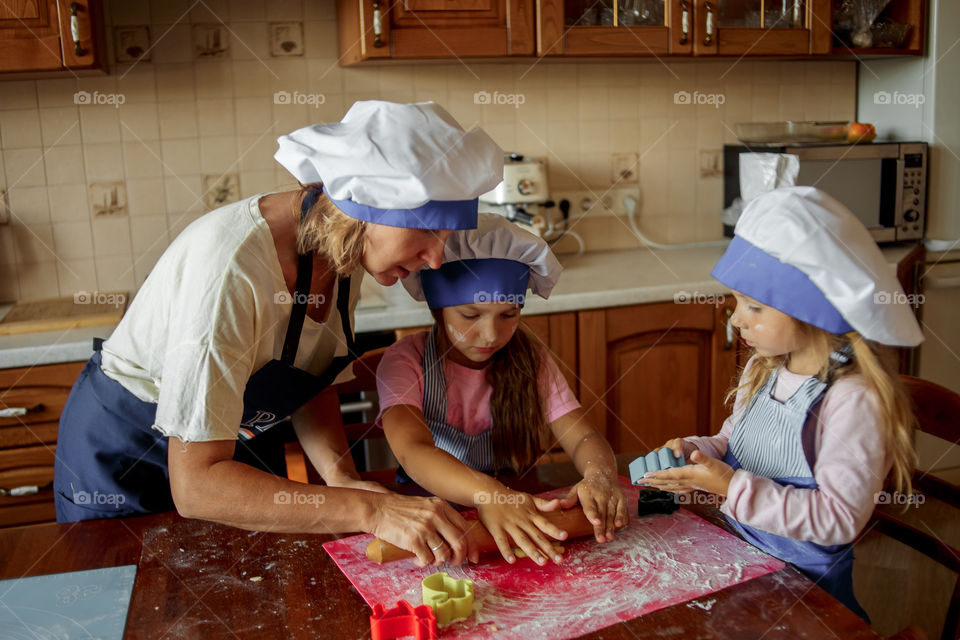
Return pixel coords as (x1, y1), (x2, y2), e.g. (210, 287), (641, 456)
(0, 0), (856, 303)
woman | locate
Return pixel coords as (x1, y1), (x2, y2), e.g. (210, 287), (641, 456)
(53, 101), (503, 567)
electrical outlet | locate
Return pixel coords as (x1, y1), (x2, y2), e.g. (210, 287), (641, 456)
(612, 153), (639, 185)
(699, 149), (723, 179)
(0, 189), (9, 225)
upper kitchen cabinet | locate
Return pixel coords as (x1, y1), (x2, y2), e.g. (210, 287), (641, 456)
(539, 0), (690, 56)
(539, 0), (835, 56)
(336, 0), (536, 64)
(692, 0), (833, 56)
(0, 0), (106, 75)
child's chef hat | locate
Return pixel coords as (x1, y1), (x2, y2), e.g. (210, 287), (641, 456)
(402, 213), (562, 309)
(712, 186), (923, 347)
(274, 100), (503, 230)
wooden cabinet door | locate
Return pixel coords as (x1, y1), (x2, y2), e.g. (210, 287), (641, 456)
(521, 312), (578, 400)
(692, 0), (831, 56)
(539, 0), (688, 56)
(0, 361), (84, 527)
(578, 300), (737, 454)
(337, 0), (535, 63)
(0, 0), (103, 73)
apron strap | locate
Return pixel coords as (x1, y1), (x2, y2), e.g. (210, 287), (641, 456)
(280, 189), (322, 366)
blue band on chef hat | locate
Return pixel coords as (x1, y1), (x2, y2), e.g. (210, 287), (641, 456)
(323, 187), (477, 230)
(711, 236), (854, 335)
(420, 258), (531, 310)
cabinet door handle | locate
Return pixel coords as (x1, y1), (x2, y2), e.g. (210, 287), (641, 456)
(69, 2), (86, 56)
(372, 0), (384, 48)
(703, 1), (714, 46)
(723, 307), (735, 350)
(0, 404), (44, 418)
(679, 0), (689, 44)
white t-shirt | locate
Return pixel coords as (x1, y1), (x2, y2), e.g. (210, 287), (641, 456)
(100, 194), (362, 442)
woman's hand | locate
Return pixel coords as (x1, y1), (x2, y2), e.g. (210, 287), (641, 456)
(640, 450), (735, 497)
(662, 437), (700, 461)
(369, 494), (479, 567)
(557, 472), (628, 542)
(476, 491), (569, 566)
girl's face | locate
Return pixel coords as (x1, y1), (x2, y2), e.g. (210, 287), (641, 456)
(362, 224), (451, 286)
(440, 302), (522, 365)
(730, 291), (810, 359)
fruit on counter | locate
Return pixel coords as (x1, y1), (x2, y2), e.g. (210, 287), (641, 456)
(847, 122), (877, 143)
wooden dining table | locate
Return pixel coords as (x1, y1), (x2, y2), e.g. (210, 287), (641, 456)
(0, 454), (879, 639)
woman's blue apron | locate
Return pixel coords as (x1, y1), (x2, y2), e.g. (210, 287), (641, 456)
(722, 368), (869, 621)
(53, 189), (362, 522)
(396, 327), (495, 482)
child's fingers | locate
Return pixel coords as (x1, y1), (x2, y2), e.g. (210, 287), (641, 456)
(490, 530), (518, 565)
(614, 494), (629, 530)
(605, 493), (620, 539)
(522, 523), (565, 564)
(532, 496), (562, 512)
(557, 487), (580, 510)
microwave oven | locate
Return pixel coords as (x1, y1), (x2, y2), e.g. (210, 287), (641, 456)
(723, 142), (927, 242)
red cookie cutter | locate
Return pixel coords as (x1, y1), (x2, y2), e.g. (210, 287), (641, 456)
(370, 600), (438, 640)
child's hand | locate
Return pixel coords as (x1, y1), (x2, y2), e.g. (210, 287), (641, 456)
(476, 491), (568, 566)
(640, 450), (735, 497)
(661, 437), (700, 461)
(558, 473), (628, 543)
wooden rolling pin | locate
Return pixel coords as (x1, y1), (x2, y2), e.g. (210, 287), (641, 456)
(365, 507), (599, 564)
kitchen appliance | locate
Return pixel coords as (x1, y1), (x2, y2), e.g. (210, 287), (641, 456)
(479, 153), (551, 236)
(723, 142), (927, 242)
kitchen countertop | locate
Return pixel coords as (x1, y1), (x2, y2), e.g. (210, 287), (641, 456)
(0, 244), (919, 369)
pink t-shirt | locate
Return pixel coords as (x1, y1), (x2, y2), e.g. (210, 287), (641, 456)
(376, 331), (580, 435)
(685, 356), (891, 546)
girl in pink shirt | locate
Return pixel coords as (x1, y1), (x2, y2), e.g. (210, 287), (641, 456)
(378, 213), (627, 567)
(641, 187), (923, 621)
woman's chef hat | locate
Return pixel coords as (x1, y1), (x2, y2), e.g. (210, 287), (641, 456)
(274, 100), (503, 230)
(402, 213), (562, 309)
(712, 186), (923, 347)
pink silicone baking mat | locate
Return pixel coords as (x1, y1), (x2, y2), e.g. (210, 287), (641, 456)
(323, 478), (785, 639)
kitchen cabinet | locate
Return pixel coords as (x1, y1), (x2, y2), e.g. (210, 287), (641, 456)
(577, 298), (737, 454)
(0, 0), (106, 75)
(0, 361), (83, 527)
(336, 0), (536, 64)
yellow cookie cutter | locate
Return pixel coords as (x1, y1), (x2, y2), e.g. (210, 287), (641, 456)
(421, 571), (474, 625)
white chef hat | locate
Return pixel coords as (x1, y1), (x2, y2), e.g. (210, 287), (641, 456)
(712, 186), (923, 347)
(402, 213), (562, 309)
(274, 100), (504, 230)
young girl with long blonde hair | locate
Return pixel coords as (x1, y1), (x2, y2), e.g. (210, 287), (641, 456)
(377, 213), (627, 567)
(641, 187), (922, 621)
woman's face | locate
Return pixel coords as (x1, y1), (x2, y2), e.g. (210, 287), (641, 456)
(440, 302), (521, 365)
(362, 224), (451, 286)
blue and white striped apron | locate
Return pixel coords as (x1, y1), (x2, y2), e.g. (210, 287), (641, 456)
(722, 368), (869, 621)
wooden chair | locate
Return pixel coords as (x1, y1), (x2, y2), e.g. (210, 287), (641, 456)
(863, 376), (960, 640)
(284, 348), (397, 485)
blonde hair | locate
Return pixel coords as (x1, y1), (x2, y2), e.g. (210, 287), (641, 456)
(294, 185), (367, 277)
(729, 322), (916, 497)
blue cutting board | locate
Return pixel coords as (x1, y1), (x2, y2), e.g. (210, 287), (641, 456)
(0, 565), (137, 639)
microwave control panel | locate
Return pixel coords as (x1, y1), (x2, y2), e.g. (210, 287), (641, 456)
(899, 144), (927, 240)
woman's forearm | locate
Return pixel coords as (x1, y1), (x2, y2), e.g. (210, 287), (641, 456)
(292, 390), (364, 483)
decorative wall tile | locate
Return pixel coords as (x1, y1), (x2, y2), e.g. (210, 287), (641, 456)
(269, 22), (304, 57)
(89, 182), (128, 218)
(202, 173), (240, 209)
(114, 26), (152, 63)
(192, 24), (230, 59)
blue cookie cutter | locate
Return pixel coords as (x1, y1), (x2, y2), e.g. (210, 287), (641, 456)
(629, 448), (685, 485)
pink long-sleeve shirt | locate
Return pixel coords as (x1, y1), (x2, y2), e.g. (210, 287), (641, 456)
(685, 357), (891, 546)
